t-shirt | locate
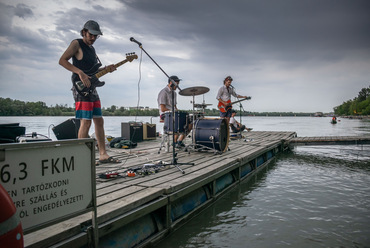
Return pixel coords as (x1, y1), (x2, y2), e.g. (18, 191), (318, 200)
(157, 86), (177, 115)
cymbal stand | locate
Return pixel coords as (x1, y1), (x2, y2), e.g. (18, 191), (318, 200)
(132, 39), (193, 173)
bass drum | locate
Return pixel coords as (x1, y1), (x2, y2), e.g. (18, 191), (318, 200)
(194, 118), (229, 152)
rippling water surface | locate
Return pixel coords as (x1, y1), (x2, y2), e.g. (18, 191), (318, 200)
(159, 148), (370, 248)
(156, 117), (370, 248)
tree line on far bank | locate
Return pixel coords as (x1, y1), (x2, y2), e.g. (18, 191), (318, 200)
(0, 97), (322, 117)
(334, 86), (370, 116)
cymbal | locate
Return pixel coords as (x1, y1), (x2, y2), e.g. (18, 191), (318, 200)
(179, 86), (210, 96)
(194, 103), (212, 108)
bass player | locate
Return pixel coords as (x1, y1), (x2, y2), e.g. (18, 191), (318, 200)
(216, 75), (251, 122)
(59, 20), (120, 165)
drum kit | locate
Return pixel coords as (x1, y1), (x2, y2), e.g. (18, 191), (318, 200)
(160, 86), (230, 154)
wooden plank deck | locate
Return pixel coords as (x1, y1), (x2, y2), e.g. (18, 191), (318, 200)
(23, 131), (298, 247)
(289, 135), (370, 146)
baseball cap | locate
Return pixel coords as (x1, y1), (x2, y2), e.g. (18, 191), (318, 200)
(168, 75), (181, 83)
(83, 20), (103, 35)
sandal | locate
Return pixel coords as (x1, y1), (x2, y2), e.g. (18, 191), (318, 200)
(98, 156), (121, 164)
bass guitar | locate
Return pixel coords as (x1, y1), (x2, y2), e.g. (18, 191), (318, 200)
(217, 97), (251, 113)
(72, 53), (138, 96)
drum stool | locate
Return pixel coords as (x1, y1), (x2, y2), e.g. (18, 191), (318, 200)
(158, 130), (172, 153)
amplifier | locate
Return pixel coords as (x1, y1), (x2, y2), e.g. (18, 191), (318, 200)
(143, 123), (156, 140)
(121, 122), (143, 143)
(0, 123), (26, 143)
(52, 118), (80, 140)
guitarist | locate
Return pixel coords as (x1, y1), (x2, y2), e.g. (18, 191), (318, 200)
(59, 20), (120, 164)
(216, 75), (251, 122)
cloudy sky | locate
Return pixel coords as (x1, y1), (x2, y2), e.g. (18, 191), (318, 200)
(0, 0), (369, 113)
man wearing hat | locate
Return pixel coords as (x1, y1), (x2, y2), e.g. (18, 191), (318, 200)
(59, 20), (119, 164)
(157, 76), (186, 147)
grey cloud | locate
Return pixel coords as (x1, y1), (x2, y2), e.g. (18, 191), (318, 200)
(14, 3), (34, 19)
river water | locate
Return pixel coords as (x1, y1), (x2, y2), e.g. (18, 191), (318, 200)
(1, 116), (370, 247)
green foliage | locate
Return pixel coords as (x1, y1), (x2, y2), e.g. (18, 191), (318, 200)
(334, 86), (370, 115)
(0, 97), (317, 117)
(0, 98), (74, 116)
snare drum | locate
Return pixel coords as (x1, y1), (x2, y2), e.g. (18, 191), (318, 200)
(193, 118), (229, 152)
(164, 111), (188, 133)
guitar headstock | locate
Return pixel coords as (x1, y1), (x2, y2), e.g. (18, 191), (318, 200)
(126, 52), (138, 62)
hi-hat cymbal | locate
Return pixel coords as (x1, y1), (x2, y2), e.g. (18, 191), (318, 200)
(179, 86), (210, 96)
(194, 103), (212, 108)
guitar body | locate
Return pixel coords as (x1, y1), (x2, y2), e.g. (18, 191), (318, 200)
(217, 97), (251, 113)
(71, 53), (138, 97)
(72, 73), (104, 97)
(218, 100), (232, 113)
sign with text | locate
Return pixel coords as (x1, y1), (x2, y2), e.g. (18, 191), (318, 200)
(0, 139), (95, 232)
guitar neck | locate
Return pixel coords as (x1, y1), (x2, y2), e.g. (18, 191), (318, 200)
(94, 59), (128, 79)
(231, 97), (250, 105)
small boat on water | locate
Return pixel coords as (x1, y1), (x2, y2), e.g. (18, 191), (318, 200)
(331, 117), (338, 124)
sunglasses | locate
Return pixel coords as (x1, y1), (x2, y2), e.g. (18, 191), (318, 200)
(87, 32), (100, 39)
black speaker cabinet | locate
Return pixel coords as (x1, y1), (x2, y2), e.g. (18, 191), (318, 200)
(52, 118), (80, 140)
(143, 123), (156, 140)
(121, 122), (143, 143)
(0, 123), (26, 143)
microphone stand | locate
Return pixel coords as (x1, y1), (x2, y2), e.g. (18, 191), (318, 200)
(131, 38), (194, 174)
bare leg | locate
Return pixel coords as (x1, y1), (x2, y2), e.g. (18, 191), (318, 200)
(78, 119), (91, 138)
(93, 117), (109, 161)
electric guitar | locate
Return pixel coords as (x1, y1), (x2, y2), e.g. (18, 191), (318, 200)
(217, 97), (251, 113)
(72, 53), (138, 96)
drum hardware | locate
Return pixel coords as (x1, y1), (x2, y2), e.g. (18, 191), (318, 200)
(193, 103), (212, 109)
(184, 118), (230, 155)
(159, 111), (189, 154)
(179, 86), (210, 96)
(180, 86), (211, 149)
(179, 86), (230, 154)
(131, 37), (194, 173)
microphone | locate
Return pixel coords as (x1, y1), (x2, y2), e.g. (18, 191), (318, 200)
(130, 37), (142, 46)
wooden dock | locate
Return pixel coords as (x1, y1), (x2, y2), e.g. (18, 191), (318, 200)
(23, 131), (370, 247)
(289, 135), (370, 146)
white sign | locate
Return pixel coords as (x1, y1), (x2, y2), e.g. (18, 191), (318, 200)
(0, 140), (94, 231)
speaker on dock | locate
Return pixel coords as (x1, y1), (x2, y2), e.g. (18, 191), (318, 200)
(52, 118), (80, 140)
(121, 122), (143, 143)
(0, 123), (26, 143)
(143, 123), (156, 140)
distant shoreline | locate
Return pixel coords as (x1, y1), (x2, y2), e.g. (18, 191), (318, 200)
(1, 114), (369, 118)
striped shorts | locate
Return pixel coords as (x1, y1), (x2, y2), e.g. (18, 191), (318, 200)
(75, 101), (102, 120)
(72, 86), (102, 120)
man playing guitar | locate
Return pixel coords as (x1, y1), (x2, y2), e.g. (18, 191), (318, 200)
(216, 76), (251, 122)
(59, 20), (120, 165)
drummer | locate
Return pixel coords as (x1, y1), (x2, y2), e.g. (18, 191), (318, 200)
(157, 75), (186, 147)
(216, 75), (250, 122)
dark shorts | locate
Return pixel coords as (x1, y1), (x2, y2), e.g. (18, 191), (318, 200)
(220, 109), (232, 118)
(231, 124), (246, 133)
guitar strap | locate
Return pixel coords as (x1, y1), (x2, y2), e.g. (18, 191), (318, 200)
(96, 55), (102, 70)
